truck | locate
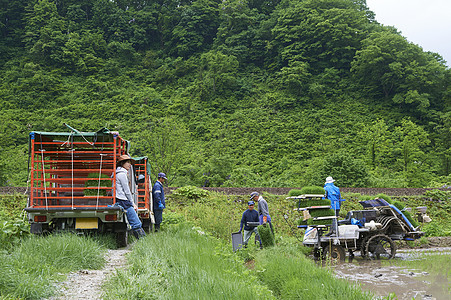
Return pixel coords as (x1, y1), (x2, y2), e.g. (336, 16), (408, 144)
(25, 126), (153, 247)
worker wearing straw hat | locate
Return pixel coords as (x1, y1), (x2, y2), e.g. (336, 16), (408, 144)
(115, 154), (146, 239)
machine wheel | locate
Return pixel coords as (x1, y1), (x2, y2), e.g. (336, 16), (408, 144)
(116, 230), (128, 248)
(360, 235), (371, 258)
(323, 244), (346, 263)
(364, 234), (396, 260)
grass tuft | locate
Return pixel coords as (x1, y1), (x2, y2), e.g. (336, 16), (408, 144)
(103, 224), (274, 299)
(0, 233), (106, 299)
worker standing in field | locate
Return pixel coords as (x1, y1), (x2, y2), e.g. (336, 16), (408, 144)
(324, 176), (342, 236)
(152, 172), (167, 232)
(250, 191), (274, 234)
(239, 201), (262, 249)
(115, 155), (146, 239)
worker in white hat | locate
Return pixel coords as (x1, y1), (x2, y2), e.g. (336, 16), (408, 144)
(324, 176), (343, 237)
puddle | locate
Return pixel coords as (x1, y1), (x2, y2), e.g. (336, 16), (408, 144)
(331, 250), (451, 300)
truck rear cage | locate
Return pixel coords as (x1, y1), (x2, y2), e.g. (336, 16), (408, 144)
(28, 127), (151, 212)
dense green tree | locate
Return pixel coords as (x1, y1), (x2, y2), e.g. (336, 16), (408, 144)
(135, 118), (191, 184)
(358, 119), (392, 169)
(351, 28), (448, 116)
(392, 119), (431, 186)
(169, 0), (220, 57)
(24, 0), (68, 66)
(271, 0), (369, 73)
(0, 0), (448, 188)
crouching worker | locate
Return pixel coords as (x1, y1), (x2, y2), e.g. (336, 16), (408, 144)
(239, 201), (262, 249)
(115, 155), (146, 239)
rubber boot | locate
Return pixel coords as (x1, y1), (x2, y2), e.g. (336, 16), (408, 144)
(136, 228), (146, 238)
(154, 224), (160, 232)
(132, 229), (140, 239)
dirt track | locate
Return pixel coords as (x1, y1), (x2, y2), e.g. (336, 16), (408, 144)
(47, 249), (130, 300)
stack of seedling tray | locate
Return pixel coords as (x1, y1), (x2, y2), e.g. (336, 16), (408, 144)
(290, 194), (335, 226)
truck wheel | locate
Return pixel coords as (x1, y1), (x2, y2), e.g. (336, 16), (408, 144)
(364, 234), (396, 260)
(323, 244), (346, 263)
(142, 219), (151, 233)
(116, 230), (128, 248)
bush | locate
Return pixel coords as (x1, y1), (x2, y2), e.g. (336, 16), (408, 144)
(0, 219), (30, 251)
(424, 189), (450, 202)
(170, 186), (209, 203)
(423, 222), (447, 237)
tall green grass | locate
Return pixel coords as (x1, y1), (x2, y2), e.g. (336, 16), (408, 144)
(0, 233), (106, 299)
(103, 224), (275, 299)
(254, 243), (374, 299)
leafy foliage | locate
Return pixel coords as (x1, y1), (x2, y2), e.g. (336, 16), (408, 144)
(170, 186), (210, 203)
(0, 0), (449, 188)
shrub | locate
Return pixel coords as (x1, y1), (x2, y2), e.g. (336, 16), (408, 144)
(422, 222), (446, 237)
(170, 185), (209, 203)
(0, 219), (30, 251)
(424, 189), (450, 202)
(162, 211), (185, 226)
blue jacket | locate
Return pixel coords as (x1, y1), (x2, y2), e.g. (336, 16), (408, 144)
(152, 180), (165, 211)
(324, 182), (342, 210)
(240, 209), (259, 231)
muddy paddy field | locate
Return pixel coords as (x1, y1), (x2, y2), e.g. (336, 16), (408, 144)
(331, 241), (451, 300)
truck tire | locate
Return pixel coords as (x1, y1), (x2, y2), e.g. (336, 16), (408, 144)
(142, 219), (151, 233)
(116, 230), (128, 248)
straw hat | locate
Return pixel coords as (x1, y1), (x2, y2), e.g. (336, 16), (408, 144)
(117, 154), (135, 164)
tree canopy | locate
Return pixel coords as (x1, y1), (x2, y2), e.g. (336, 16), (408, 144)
(0, 0), (449, 188)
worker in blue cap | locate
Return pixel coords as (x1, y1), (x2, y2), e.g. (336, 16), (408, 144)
(239, 200), (262, 249)
(152, 172), (167, 232)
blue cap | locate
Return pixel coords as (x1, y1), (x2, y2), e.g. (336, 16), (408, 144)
(248, 201), (255, 206)
(158, 172), (167, 179)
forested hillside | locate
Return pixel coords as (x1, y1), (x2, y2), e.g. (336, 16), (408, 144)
(0, 0), (449, 188)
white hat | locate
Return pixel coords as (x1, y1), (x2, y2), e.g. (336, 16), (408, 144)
(325, 176), (335, 183)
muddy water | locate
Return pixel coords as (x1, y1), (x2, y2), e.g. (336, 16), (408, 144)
(332, 249), (451, 300)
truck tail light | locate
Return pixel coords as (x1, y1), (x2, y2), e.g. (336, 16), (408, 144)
(34, 215), (47, 222)
(105, 214), (117, 221)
